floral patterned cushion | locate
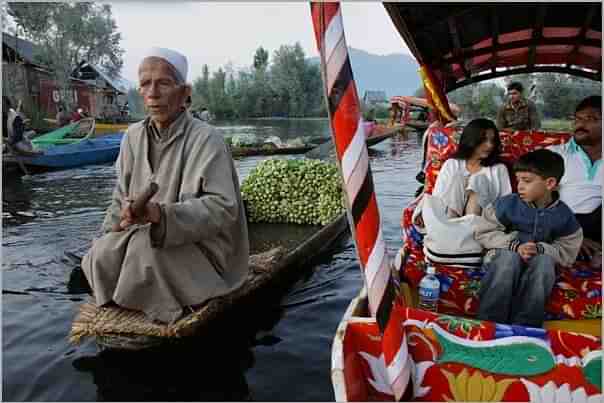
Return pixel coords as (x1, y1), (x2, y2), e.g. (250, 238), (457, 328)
(343, 306), (602, 401)
(400, 127), (600, 320)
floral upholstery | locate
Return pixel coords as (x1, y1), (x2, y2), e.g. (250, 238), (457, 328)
(344, 306), (602, 401)
(400, 127), (601, 320)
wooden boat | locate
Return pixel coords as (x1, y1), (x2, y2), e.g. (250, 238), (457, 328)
(69, 212), (350, 350)
(365, 124), (403, 147)
(94, 122), (130, 135)
(231, 144), (315, 157)
(32, 118), (96, 149)
(390, 96), (463, 131)
(43, 118), (129, 136)
(4, 133), (122, 170)
(309, 3), (602, 401)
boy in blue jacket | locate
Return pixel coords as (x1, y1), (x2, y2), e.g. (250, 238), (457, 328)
(474, 149), (583, 327)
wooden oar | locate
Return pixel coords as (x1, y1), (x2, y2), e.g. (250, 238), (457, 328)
(111, 182), (159, 232)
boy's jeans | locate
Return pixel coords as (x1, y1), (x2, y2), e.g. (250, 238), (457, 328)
(477, 249), (556, 327)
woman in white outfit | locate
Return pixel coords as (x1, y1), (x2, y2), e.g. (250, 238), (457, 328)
(420, 118), (512, 267)
(433, 118), (512, 217)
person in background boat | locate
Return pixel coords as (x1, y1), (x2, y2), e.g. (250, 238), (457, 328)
(81, 47), (249, 324)
(71, 108), (84, 123)
(2, 96), (41, 156)
(185, 96), (202, 120)
(199, 107), (211, 122)
(56, 104), (71, 128)
(474, 149), (583, 327)
(430, 118), (512, 218)
(496, 81), (540, 131)
(547, 95), (602, 268)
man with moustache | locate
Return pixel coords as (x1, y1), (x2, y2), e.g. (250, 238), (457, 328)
(548, 95), (602, 264)
(82, 47), (249, 324)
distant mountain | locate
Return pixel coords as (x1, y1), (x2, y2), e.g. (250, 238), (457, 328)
(309, 47), (421, 99)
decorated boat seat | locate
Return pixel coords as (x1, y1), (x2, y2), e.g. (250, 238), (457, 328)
(341, 305), (602, 402)
(399, 126), (601, 320)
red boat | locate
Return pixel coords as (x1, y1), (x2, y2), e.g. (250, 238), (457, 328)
(310, 3), (601, 402)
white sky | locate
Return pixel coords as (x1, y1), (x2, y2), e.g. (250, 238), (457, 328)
(110, 2), (411, 84)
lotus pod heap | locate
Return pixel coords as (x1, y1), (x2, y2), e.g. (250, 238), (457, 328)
(241, 158), (345, 226)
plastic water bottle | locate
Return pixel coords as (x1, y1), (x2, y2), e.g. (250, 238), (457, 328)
(418, 264), (440, 312)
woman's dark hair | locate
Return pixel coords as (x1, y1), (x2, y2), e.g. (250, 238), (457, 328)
(450, 118), (502, 166)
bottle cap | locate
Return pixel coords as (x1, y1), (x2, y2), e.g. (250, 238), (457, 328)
(426, 265), (436, 275)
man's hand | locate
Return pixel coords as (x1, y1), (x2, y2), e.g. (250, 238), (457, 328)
(580, 238), (602, 259)
(115, 200), (161, 231)
(517, 241), (538, 261)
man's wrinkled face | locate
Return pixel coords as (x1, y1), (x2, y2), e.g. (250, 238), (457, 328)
(508, 89), (521, 104)
(573, 106), (602, 147)
(138, 57), (188, 128)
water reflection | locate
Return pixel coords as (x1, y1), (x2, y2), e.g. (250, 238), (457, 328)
(214, 118), (331, 143)
(2, 119), (423, 401)
(72, 305), (286, 401)
(2, 176), (35, 225)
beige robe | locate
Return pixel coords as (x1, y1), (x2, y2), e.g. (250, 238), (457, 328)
(82, 111), (249, 323)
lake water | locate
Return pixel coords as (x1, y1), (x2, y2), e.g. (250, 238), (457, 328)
(2, 118), (423, 401)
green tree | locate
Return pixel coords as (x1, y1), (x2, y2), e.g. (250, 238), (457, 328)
(8, 3), (124, 110)
(253, 46), (269, 72)
(192, 64), (211, 109)
(449, 82), (504, 121)
(270, 42), (320, 117)
(127, 88), (145, 119)
(534, 73), (600, 119)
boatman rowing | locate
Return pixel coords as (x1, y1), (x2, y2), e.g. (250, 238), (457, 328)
(82, 47), (249, 324)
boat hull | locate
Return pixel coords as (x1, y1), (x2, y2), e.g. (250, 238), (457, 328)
(69, 212), (351, 350)
(332, 287), (601, 401)
(366, 125), (403, 147)
(6, 134), (122, 170)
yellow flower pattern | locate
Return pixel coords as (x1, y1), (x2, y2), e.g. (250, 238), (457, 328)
(441, 368), (516, 402)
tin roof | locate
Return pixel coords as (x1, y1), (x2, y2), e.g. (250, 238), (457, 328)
(72, 61), (132, 94)
(3, 32), (40, 65)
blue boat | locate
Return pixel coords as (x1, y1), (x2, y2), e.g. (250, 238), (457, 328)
(4, 133), (122, 171)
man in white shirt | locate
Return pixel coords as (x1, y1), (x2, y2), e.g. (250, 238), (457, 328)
(548, 96), (601, 260)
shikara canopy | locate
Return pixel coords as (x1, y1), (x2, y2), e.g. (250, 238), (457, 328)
(384, 3), (602, 92)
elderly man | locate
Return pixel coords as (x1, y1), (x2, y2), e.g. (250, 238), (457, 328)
(548, 95), (602, 264)
(82, 47), (249, 323)
(496, 82), (540, 131)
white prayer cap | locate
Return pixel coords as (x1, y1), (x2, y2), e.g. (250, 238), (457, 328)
(140, 47), (188, 83)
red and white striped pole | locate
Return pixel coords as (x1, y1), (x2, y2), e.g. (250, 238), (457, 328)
(310, 3), (410, 399)
(310, 1), (394, 331)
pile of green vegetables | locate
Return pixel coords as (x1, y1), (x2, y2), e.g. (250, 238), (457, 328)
(241, 158), (345, 226)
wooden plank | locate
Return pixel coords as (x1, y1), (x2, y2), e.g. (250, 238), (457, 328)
(437, 36), (601, 69)
(566, 5), (598, 68)
(446, 65), (600, 92)
(527, 6), (547, 70)
(490, 6), (500, 75)
(448, 16), (471, 81)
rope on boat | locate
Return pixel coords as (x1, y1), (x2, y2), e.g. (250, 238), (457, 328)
(310, 3), (410, 399)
